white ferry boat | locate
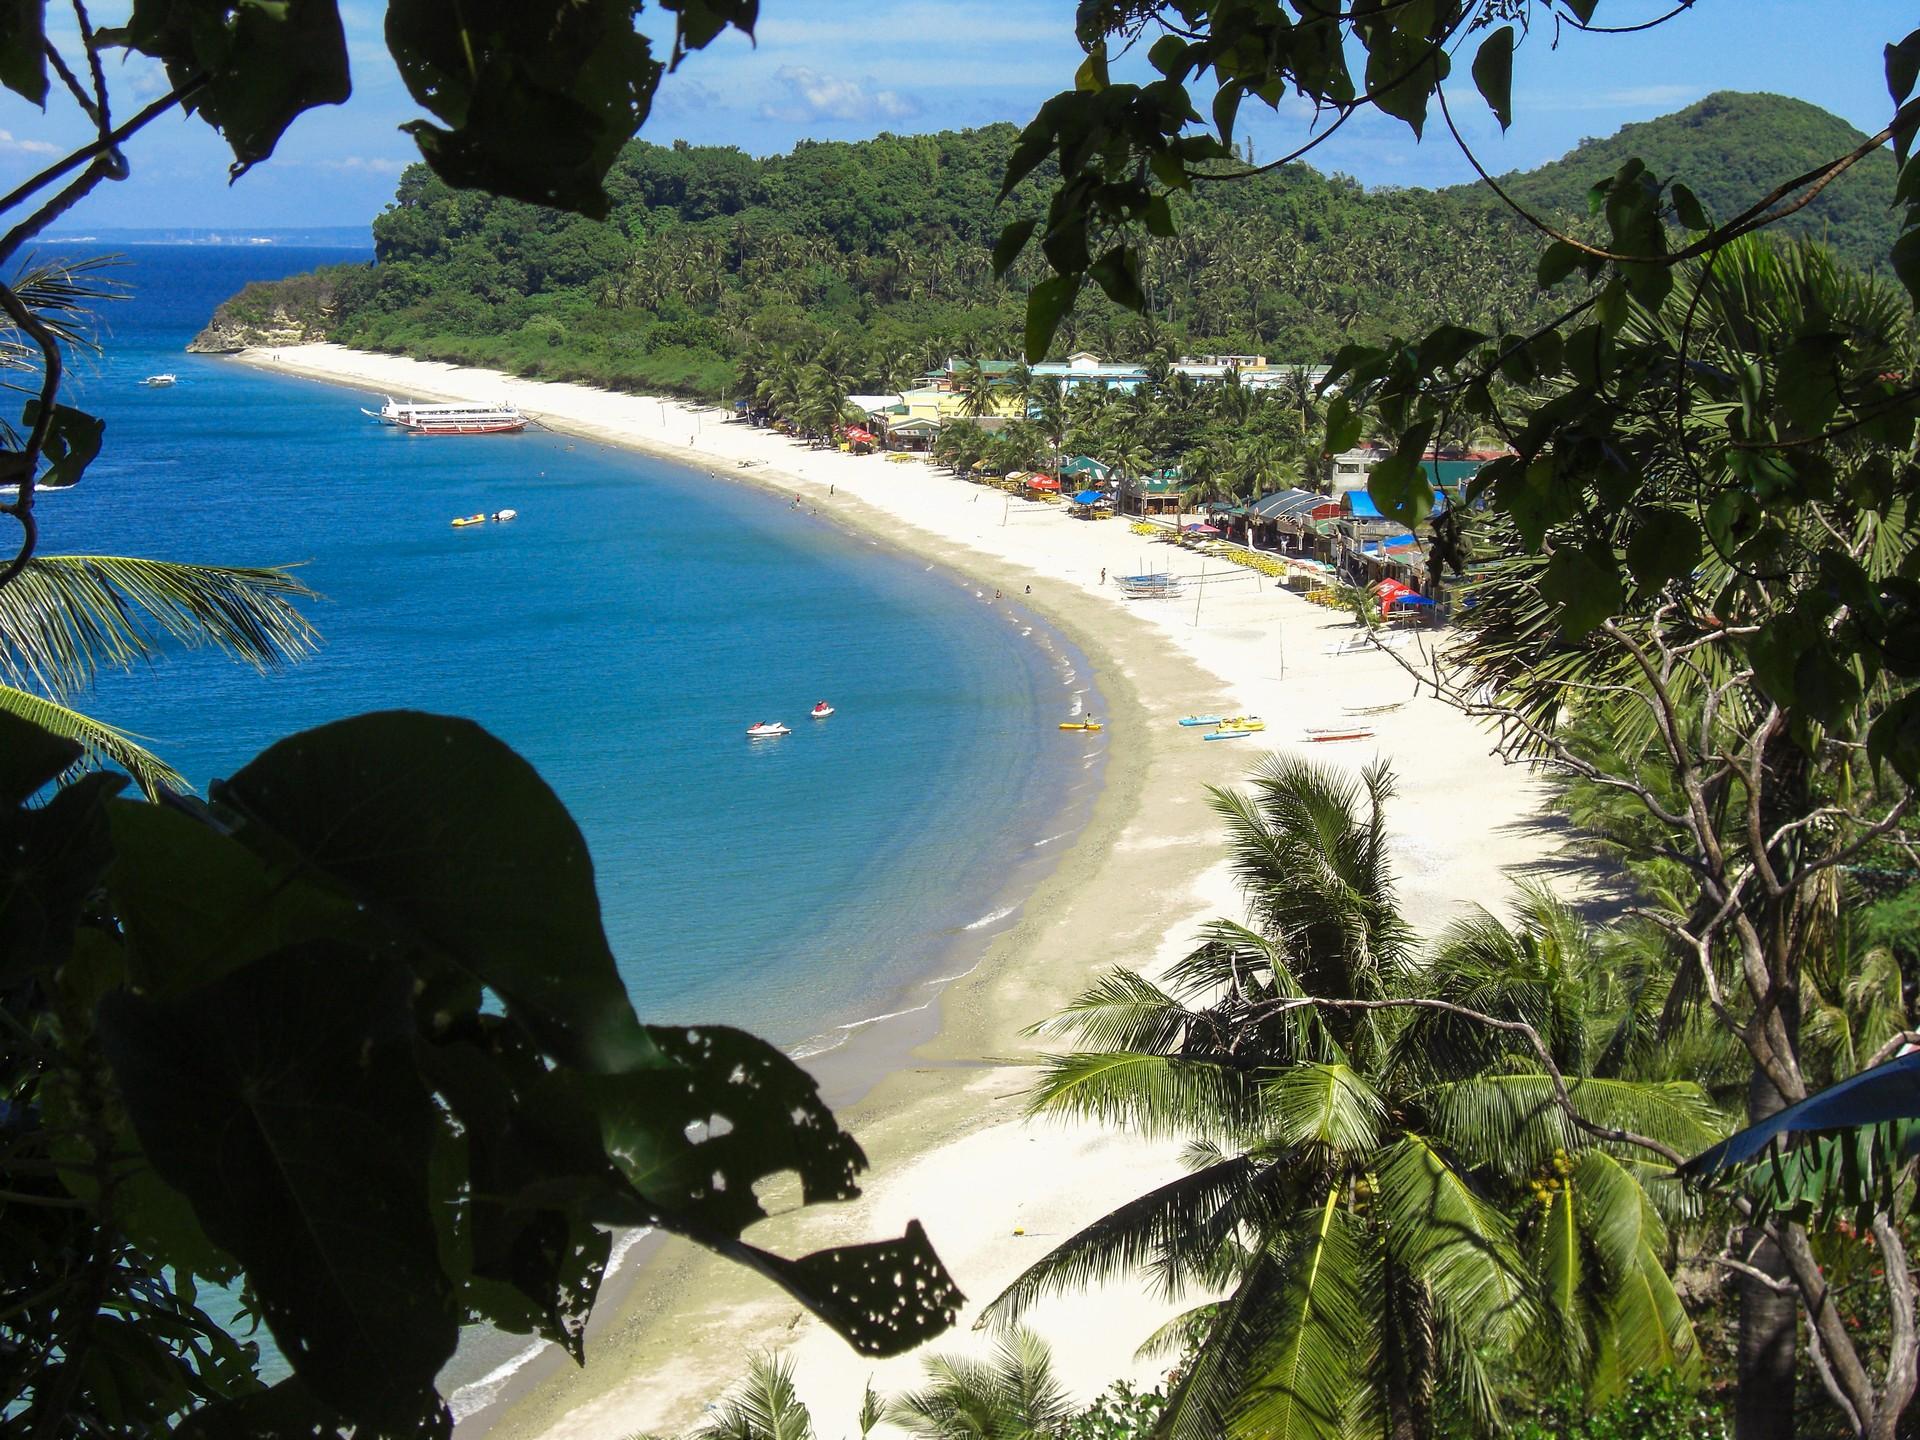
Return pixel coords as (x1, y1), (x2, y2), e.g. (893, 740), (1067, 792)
(363, 395), (526, 435)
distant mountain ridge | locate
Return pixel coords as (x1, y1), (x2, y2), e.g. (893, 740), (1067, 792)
(1447, 91), (1896, 272)
(195, 92), (1903, 397)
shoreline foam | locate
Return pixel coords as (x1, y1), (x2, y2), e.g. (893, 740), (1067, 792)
(231, 344), (1564, 1440)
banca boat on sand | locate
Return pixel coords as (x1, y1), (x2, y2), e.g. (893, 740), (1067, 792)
(1177, 715), (1223, 727)
(1059, 719), (1104, 731)
(365, 395), (527, 434)
(1205, 729), (1253, 741)
(746, 721), (792, 738)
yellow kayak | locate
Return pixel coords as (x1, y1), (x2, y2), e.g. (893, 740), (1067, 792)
(1059, 720), (1104, 732)
(1218, 716), (1265, 732)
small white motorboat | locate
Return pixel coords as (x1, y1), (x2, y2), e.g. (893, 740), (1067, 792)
(490, 508), (518, 522)
(746, 721), (791, 738)
(810, 702), (834, 718)
(142, 373), (177, 387)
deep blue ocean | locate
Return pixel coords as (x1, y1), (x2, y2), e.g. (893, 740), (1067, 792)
(54, 245), (1096, 1055)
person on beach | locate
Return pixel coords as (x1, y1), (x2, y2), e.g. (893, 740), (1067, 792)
(1100, 567), (1106, 585)
(1025, 584), (1031, 595)
(994, 589), (1002, 600)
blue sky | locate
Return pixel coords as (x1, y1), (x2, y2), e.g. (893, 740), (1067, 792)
(3, 1), (1910, 232)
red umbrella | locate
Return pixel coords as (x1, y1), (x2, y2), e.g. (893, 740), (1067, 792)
(1027, 474), (1060, 491)
(1184, 522), (1221, 535)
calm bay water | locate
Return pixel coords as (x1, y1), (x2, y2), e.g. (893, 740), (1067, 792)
(57, 245), (1097, 1050)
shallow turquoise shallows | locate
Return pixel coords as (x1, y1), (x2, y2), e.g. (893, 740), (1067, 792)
(59, 245), (1096, 1053)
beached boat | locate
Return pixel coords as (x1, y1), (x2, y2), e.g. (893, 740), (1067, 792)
(142, 373), (177, 387)
(1116, 573), (1185, 599)
(1059, 720), (1104, 731)
(1177, 715), (1223, 726)
(1305, 728), (1374, 742)
(363, 395), (527, 434)
(451, 513), (486, 528)
(811, 702), (834, 718)
(1205, 729), (1253, 741)
(1218, 716), (1265, 732)
(746, 721), (791, 738)
(1343, 701), (1405, 716)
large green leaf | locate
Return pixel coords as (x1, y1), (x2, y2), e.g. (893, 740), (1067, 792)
(0, 701), (80, 804)
(107, 800), (369, 995)
(104, 0), (350, 177)
(387, 0), (663, 217)
(0, 0), (46, 103)
(1265, 1063), (1384, 1160)
(211, 711), (657, 1072)
(96, 942), (458, 1433)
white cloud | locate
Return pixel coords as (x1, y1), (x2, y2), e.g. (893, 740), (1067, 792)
(757, 66), (919, 124)
(310, 155), (408, 175)
(0, 129), (61, 156)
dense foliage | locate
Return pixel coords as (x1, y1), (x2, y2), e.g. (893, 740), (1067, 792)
(208, 92), (1895, 404)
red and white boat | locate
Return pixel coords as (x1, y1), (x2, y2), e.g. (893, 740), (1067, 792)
(363, 396), (527, 435)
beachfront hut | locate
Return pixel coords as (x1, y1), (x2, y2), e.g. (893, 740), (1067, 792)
(877, 413), (940, 451)
(1061, 455), (1112, 482)
(1118, 470), (1191, 517)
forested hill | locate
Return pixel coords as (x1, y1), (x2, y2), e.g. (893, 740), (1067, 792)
(1447, 92), (1896, 272)
(197, 92), (1902, 401)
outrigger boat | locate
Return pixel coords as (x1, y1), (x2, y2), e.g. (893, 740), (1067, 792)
(1059, 719), (1104, 732)
(746, 721), (791, 738)
(1306, 728), (1374, 742)
(1205, 729), (1253, 741)
(1177, 715), (1223, 727)
(364, 395), (527, 434)
(1217, 716), (1265, 732)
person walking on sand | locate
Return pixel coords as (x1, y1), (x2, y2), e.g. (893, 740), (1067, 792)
(1100, 567), (1106, 585)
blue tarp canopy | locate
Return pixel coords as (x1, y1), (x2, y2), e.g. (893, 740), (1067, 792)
(1071, 489), (1105, 505)
(1346, 489), (1446, 521)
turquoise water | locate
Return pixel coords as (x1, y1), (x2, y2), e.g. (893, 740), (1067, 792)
(56, 246), (1099, 1053)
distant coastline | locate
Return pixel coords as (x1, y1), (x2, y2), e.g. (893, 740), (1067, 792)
(232, 342), (1564, 1440)
(46, 225), (372, 248)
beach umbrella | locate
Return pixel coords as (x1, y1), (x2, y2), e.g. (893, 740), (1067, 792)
(1028, 474), (1060, 491)
(1184, 522), (1221, 535)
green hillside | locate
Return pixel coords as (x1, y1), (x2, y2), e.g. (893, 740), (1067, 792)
(198, 92), (1904, 401)
(1453, 91), (1896, 272)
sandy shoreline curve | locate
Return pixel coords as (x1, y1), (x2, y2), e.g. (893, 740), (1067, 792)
(230, 344), (1562, 1440)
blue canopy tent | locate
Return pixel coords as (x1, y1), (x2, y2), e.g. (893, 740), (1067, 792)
(1071, 488), (1105, 505)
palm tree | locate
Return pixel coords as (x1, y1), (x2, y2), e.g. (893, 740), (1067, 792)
(692, 1352), (816, 1440)
(985, 759), (1719, 1440)
(885, 1327), (1074, 1440)
(954, 358), (997, 419)
(1, 556), (318, 794)
(0, 261), (319, 797)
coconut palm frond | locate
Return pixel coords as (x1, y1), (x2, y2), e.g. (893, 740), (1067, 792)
(981, 1156), (1258, 1324)
(0, 554), (320, 697)
(1426, 1075), (1724, 1175)
(694, 1352), (814, 1440)
(1373, 1134), (1534, 1358)
(1027, 1051), (1262, 1140)
(1574, 1151), (1701, 1398)
(887, 1327), (1072, 1440)
(3, 254), (125, 356)
(1134, 1301), (1222, 1364)
(1216, 1194), (1367, 1440)
(0, 683), (184, 798)
(1025, 968), (1207, 1052)
(1263, 1063), (1384, 1162)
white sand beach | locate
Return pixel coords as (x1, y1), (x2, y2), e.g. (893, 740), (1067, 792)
(237, 345), (1566, 1439)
